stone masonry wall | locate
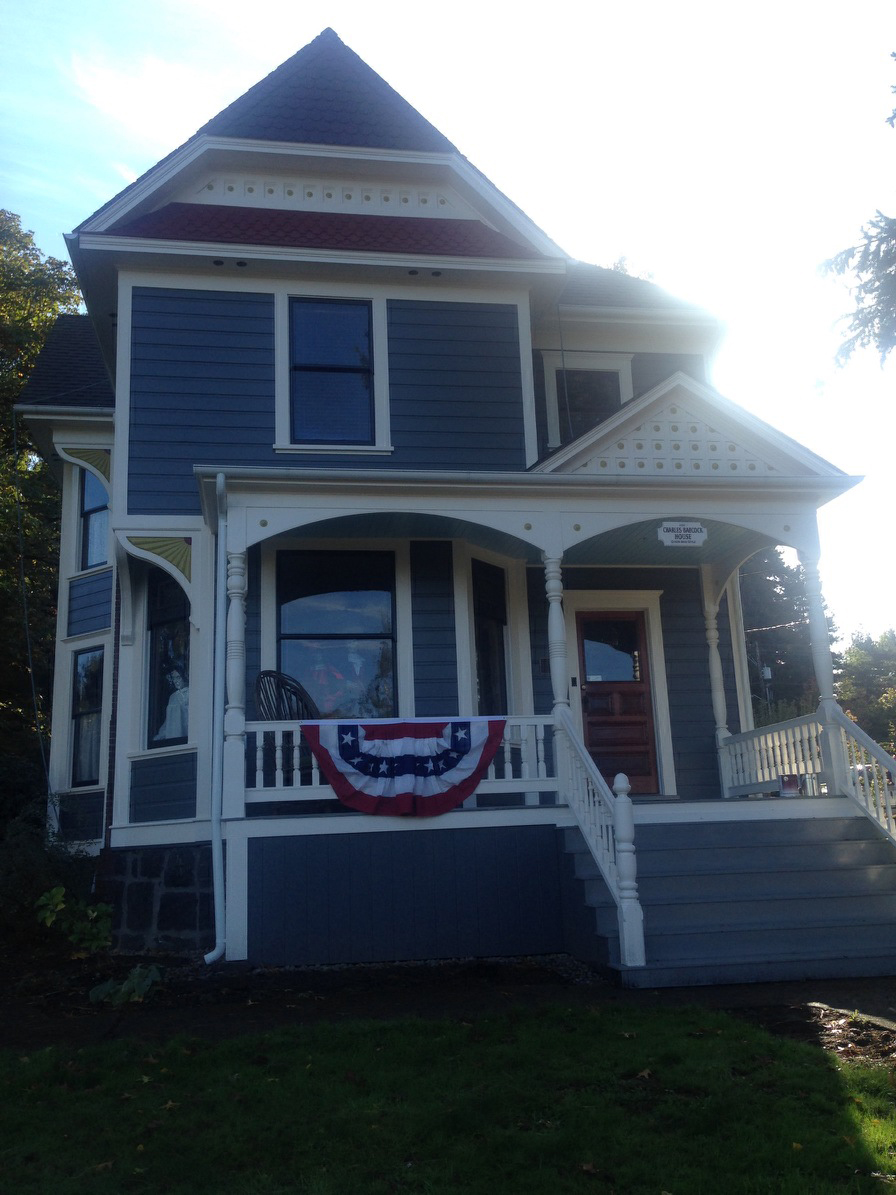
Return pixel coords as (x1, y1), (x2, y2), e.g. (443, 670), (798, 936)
(99, 844), (215, 954)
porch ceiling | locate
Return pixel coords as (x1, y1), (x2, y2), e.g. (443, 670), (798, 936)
(265, 510), (774, 572)
(563, 517), (774, 568)
(282, 511), (544, 561)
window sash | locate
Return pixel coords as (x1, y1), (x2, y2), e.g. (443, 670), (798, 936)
(289, 298), (374, 444)
(71, 646), (103, 787)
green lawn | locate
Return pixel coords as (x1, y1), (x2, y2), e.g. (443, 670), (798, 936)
(2, 1003), (894, 1193)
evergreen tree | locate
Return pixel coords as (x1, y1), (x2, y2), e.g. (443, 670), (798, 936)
(0, 211), (80, 821)
(825, 53), (896, 364)
(738, 547), (825, 726)
(836, 630), (896, 754)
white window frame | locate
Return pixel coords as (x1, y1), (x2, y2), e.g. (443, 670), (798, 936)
(274, 289), (392, 454)
(543, 351), (634, 452)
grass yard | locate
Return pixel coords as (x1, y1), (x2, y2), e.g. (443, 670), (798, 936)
(2, 1002), (895, 1194)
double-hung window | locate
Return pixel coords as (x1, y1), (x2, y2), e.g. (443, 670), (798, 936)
(80, 470), (109, 570)
(290, 298), (374, 444)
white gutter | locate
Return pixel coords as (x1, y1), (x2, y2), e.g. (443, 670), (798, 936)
(204, 472), (228, 964)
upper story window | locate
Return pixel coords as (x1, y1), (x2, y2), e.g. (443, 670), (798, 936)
(542, 351), (634, 453)
(290, 298), (374, 444)
(80, 470), (109, 570)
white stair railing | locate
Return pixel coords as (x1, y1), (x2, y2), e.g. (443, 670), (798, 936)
(827, 706), (896, 842)
(554, 706), (645, 967)
(719, 706), (896, 844)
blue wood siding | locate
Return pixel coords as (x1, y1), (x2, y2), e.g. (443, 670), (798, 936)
(130, 751), (197, 822)
(410, 541), (458, 716)
(387, 301), (526, 470)
(129, 288), (276, 515)
(67, 569), (113, 636)
(527, 566), (730, 799)
(128, 290), (526, 515)
(247, 824), (563, 965)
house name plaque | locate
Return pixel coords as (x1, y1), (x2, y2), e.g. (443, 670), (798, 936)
(658, 521), (708, 547)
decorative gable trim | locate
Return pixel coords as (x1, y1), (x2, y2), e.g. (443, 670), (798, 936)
(534, 372), (849, 481)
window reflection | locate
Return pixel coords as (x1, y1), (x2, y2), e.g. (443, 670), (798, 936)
(278, 552), (396, 719)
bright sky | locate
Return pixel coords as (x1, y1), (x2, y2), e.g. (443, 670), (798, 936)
(3, 0), (894, 645)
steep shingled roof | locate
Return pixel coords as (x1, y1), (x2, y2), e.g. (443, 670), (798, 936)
(559, 262), (702, 311)
(17, 315), (114, 409)
(195, 28), (458, 152)
(108, 203), (539, 259)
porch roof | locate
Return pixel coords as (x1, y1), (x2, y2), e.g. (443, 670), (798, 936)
(194, 464), (859, 565)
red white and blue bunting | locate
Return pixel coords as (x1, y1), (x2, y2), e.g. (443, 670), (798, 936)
(301, 718), (506, 817)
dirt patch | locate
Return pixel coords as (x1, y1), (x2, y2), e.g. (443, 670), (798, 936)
(3, 939), (896, 1062)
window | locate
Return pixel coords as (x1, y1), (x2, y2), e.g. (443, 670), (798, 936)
(147, 568), (190, 748)
(71, 646), (103, 786)
(290, 298), (373, 444)
(542, 351), (633, 452)
(80, 470), (109, 570)
(278, 551), (396, 719)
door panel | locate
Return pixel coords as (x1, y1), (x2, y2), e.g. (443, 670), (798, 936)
(576, 611), (659, 793)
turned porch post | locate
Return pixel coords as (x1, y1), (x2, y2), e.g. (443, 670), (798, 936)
(222, 548), (247, 818)
(543, 554), (570, 713)
(799, 551), (850, 793)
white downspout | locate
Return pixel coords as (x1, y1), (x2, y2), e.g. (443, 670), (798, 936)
(204, 473), (228, 964)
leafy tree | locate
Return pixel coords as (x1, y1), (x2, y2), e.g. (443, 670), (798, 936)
(836, 629), (896, 754)
(739, 547), (827, 726)
(0, 211), (80, 821)
(825, 54), (896, 364)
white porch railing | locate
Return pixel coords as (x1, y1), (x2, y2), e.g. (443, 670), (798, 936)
(719, 707), (896, 844)
(243, 714), (559, 809)
(719, 714), (826, 799)
(554, 706), (645, 967)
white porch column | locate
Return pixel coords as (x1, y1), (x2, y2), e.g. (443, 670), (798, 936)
(799, 551), (850, 793)
(702, 594), (731, 744)
(222, 548), (247, 818)
(543, 554), (570, 712)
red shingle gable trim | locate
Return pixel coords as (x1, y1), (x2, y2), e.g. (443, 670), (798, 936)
(107, 203), (543, 260)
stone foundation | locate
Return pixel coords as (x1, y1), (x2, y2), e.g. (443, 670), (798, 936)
(99, 843), (215, 954)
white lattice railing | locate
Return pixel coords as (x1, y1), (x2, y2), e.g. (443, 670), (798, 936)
(554, 706), (645, 966)
(243, 714), (559, 809)
(719, 714), (826, 798)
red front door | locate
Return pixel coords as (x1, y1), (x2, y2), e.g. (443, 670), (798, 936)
(576, 611), (659, 794)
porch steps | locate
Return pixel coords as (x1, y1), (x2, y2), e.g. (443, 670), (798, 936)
(562, 814), (896, 988)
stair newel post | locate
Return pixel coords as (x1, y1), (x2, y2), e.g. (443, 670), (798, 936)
(799, 551), (851, 795)
(222, 547), (247, 818)
(543, 553), (571, 791)
(612, 773), (645, 967)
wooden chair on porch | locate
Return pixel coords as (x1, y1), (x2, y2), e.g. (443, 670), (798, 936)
(255, 670), (321, 721)
(253, 671), (320, 791)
